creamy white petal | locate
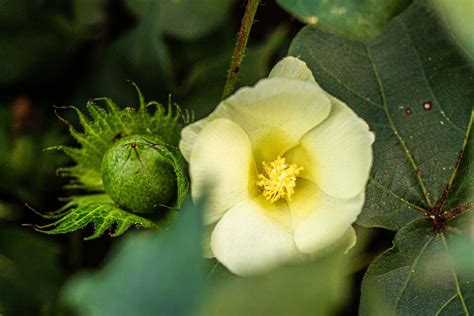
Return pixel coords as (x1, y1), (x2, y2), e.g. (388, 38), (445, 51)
(291, 185), (365, 254)
(287, 97), (374, 199)
(179, 104), (231, 161)
(268, 56), (317, 84)
(285, 178), (319, 229)
(180, 120), (204, 162)
(180, 74), (331, 163)
(190, 118), (258, 225)
(306, 226), (357, 261)
(223, 78), (331, 162)
(288, 179), (361, 254)
(210, 197), (301, 276)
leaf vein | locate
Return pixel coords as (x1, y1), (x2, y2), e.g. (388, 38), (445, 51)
(435, 293), (459, 316)
(441, 234), (470, 316)
(369, 177), (427, 213)
(303, 41), (385, 111)
(393, 235), (435, 313)
(366, 45), (433, 208)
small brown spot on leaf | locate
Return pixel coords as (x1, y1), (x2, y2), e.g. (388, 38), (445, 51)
(423, 101), (432, 111)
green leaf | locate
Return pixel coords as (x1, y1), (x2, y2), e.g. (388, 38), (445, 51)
(359, 211), (474, 315)
(360, 116), (473, 314)
(124, 0), (234, 40)
(277, 0), (412, 40)
(202, 247), (350, 316)
(62, 199), (205, 315)
(34, 194), (157, 240)
(289, 0), (473, 231)
(0, 226), (64, 314)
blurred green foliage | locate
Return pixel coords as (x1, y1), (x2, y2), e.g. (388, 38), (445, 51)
(434, 0), (474, 59)
(63, 199), (206, 315)
(0, 225), (64, 314)
(63, 200), (351, 316)
(0, 104), (67, 204)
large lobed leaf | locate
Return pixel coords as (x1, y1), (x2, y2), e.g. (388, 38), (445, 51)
(290, 0), (473, 313)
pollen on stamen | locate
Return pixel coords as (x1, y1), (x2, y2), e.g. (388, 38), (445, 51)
(256, 156), (303, 203)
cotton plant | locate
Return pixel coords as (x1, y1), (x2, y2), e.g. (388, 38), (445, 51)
(4, 0), (474, 314)
(180, 56), (374, 276)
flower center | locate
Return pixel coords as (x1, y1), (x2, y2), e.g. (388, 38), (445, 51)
(257, 156), (303, 203)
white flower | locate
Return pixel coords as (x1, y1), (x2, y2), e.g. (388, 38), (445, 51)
(180, 57), (374, 276)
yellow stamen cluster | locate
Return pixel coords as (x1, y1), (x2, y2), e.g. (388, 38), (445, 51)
(257, 156), (303, 203)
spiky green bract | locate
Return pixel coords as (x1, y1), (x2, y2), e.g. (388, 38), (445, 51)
(102, 135), (177, 213)
(37, 85), (190, 239)
(35, 195), (157, 240)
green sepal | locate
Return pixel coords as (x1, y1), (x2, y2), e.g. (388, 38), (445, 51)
(146, 142), (189, 209)
(34, 194), (157, 240)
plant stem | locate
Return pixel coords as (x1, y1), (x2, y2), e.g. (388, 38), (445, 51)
(222, 0), (260, 99)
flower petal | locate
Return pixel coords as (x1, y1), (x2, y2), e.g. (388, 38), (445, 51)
(286, 97), (374, 199)
(179, 104), (231, 161)
(190, 118), (258, 224)
(180, 120), (204, 161)
(210, 197), (301, 276)
(268, 56), (317, 84)
(224, 78), (331, 162)
(180, 58), (332, 164)
(290, 181), (365, 254)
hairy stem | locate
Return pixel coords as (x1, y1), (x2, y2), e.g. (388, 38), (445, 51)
(222, 0), (260, 99)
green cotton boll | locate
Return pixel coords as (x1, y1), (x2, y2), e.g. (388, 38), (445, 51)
(101, 135), (177, 213)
